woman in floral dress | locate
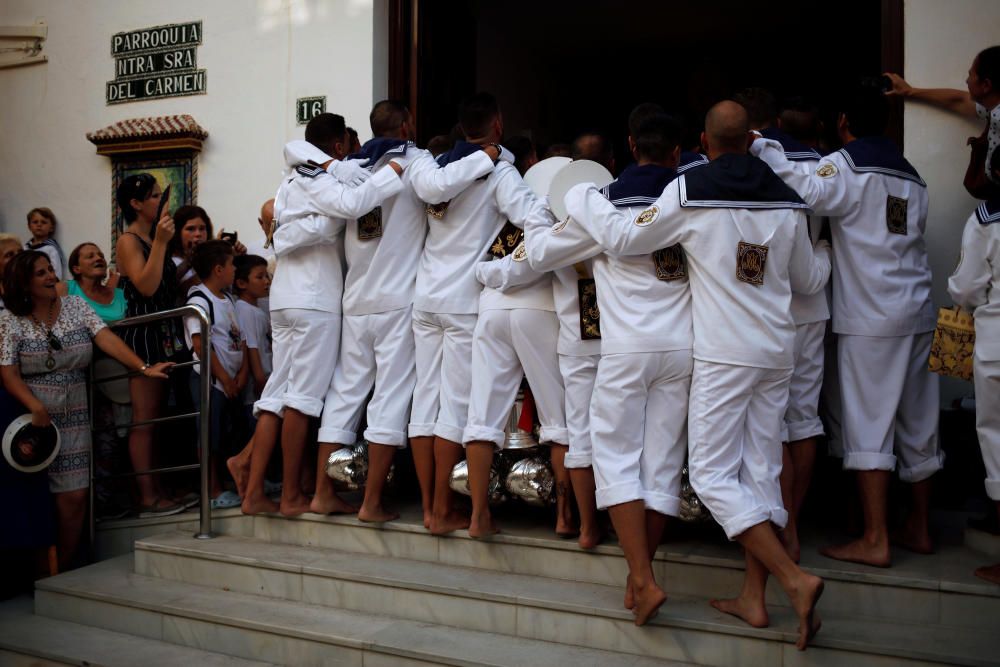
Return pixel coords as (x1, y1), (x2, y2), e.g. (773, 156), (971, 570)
(0, 251), (171, 569)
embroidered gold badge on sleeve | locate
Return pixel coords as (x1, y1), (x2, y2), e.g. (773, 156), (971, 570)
(736, 241), (768, 286)
(635, 206), (659, 227)
(816, 164), (838, 178)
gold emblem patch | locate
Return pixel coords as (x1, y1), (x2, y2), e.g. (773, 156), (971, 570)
(635, 206), (659, 227)
(512, 241), (527, 262)
(488, 221), (523, 258)
(652, 246), (687, 281)
(886, 195), (908, 235)
(816, 164), (838, 178)
(358, 206), (383, 240)
(426, 201), (450, 219)
(736, 241), (768, 286)
(578, 278), (601, 340)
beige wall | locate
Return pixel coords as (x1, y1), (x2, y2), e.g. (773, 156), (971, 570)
(0, 0), (386, 254)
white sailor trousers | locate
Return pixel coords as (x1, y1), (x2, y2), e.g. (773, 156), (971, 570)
(318, 306), (416, 448)
(590, 351), (692, 517)
(974, 354), (1000, 501)
(408, 309), (477, 444)
(254, 308), (340, 419)
(783, 321), (827, 443)
(560, 353), (600, 469)
(838, 332), (943, 482)
(463, 309), (568, 448)
(688, 360), (790, 540)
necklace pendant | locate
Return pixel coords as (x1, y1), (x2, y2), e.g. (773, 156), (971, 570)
(45, 354), (55, 370)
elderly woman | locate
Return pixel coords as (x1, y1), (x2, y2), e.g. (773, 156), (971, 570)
(0, 251), (171, 568)
(58, 243), (125, 323)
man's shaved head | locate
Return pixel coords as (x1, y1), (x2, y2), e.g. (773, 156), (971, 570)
(703, 101), (751, 156)
(260, 198), (275, 222)
(572, 132), (615, 172)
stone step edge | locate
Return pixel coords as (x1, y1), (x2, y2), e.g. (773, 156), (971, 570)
(131, 532), (996, 664)
(249, 513), (1000, 599)
(35, 558), (687, 667)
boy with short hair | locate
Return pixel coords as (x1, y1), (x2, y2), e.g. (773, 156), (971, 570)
(233, 254), (272, 417)
(184, 239), (248, 508)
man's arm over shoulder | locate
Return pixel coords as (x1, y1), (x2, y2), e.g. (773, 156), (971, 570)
(308, 165), (404, 220)
(947, 212), (992, 310)
(475, 247), (542, 292)
(751, 139), (857, 218)
(787, 214), (831, 296)
(408, 149), (494, 204)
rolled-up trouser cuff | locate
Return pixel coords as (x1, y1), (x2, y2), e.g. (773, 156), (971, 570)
(899, 452), (945, 483)
(787, 417), (825, 443)
(253, 398), (284, 419)
(564, 453), (592, 469)
(283, 394), (324, 418)
(985, 479), (1000, 502)
(843, 451), (896, 472)
(408, 422), (436, 438)
(434, 422), (465, 444)
(364, 427), (407, 448)
(720, 506), (774, 541)
(643, 491), (681, 518)
(462, 424), (504, 448)
(595, 480), (643, 510)
(317, 427), (356, 446)
(538, 426), (568, 445)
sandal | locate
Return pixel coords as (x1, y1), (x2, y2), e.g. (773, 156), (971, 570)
(137, 498), (186, 518)
(211, 490), (242, 510)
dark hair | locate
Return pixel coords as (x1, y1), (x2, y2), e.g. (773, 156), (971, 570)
(734, 87), (777, 128)
(67, 242), (101, 280)
(628, 102), (665, 139)
(190, 240), (234, 281)
(3, 250), (50, 316)
(169, 205), (214, 258)
(233, 254), (268, 293)
(26, 207), (58, 234)
(778, 95), (821, 144)
(426, 134), (453, 156)
(115, 173), (158, 224)
(572, 132), (614, 169)
(635, 113), (682, 163)
(305, 112), (347, 154)
(504, 135), (536, 175)
(370, 100), (410, 137)
(841, 81), (888, 138)
(976, 46), (1000, 89)
(544, 143), (572, 158)
(458, 92), (500, 139)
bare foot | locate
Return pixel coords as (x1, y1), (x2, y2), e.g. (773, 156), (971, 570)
(280, 494), (313, 517)
(358, 503), (400, 523)
(241, 493), (278, 515)
(309, 494), (359, 515)
(630, 579), (667, 626)
(892, 519), (934, 555)
(974, 562), (1000, 585)
(820, 538), (891, 568)
(710, 596), (769, 628)
(555, 515), (578, 539)
(579, 525), (603, 550)
(226, 455), (250, 498)
(422, 507), (432, 530)
(469, 511), (499, 539)
(430, 511), (471, 535)
(780, 527), (801, 563)
(788, 574), (824, 650)
(624, 579), (634, 610)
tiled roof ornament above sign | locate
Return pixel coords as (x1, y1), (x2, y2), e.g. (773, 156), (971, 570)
(87, 114), (207, 155)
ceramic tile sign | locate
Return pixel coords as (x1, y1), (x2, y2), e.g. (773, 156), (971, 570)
(106, 21), (206, 105)
(297, 96), (327, 125)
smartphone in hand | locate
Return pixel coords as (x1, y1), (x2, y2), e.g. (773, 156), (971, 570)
(151, 184), (171, 240)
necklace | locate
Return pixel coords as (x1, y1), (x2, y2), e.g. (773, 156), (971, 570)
(29, 298), (62, 370)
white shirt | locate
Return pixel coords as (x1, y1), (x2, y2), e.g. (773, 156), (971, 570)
(340, 144), (428, 316)
(236, 299), (272, 403)
(948, 202), (1000, 360)
(474, 244), (555, 313)
(751, 136), (935, 337)
(184, 286), (245, 392)
(565, 155), (831, 369)
(269, 140), (404, 314)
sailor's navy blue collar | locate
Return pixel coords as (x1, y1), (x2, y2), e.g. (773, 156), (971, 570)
(976, 199), (1000, 225)
(678, 151), (709, 174)
(760, 127), (821, 162)
(435, 140), (484, 167)
(349, 138), (411, 168)
(838, 136), (925, 186)
(600, 163), (676, 207)
(680, 153), (808, 210)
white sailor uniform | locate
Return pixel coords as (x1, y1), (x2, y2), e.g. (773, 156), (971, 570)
(753, 136), (943, 482)
(760, 128), (830, 444)
(948, 200), (1000, 501)
(567, 154), (830, 539)
(317, 139), (427, 447)
(255, 140), (403, 419)
(405, 142), (508, 443)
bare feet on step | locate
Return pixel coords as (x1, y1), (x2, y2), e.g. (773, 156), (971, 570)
(226, 455), (250, 498)
(710, 595), (769, 628)
(820, 537), (891, 568)
(308, 494), (358, 516)
(358, 503), (399, 523)
(629, 578), (666, 626)
(429, 511), (470, 535)
(578, 524), (603, 550)
(892, 516), (934, 555)
(241, 493), (278, 515)
(788, 573), (824, 650)
(469, 512), (499, 538)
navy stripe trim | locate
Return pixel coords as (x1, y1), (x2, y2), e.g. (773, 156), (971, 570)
(976, 202), (1000, 224)
(837, 149), (927, 186)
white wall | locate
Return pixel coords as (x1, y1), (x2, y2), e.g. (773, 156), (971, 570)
(0, 0), (386, 256)
(904, 0), (1000, 401)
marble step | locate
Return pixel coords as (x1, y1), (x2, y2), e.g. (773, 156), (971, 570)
(131, 531), (999, 667)
(0, 594), (274, 667)
(964, 527), (1000, 558)
(243, 509), (1000, 629)
(34, 556), (692, 667)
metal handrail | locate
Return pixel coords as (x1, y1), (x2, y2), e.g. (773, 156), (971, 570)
(88, 304), (214, 555)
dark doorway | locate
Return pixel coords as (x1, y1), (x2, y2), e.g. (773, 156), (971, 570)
(389, 0), (901, 168)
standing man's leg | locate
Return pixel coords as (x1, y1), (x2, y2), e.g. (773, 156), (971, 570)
(560, 354), (602, 549)
(409, 310), (444, 528)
